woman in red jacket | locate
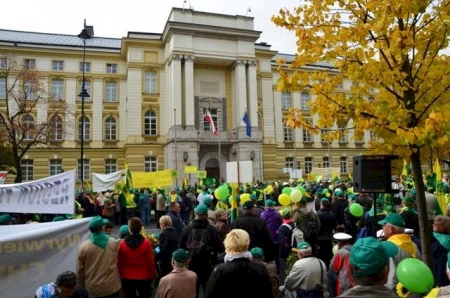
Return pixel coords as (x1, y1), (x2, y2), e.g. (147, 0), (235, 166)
(118, 217), (156, 297)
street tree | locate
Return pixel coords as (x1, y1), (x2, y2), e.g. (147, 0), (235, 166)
(0, 54), (71, 182)
(272, 0), (450, 267)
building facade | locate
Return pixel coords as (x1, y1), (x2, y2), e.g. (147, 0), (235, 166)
(0, 8), (369, 185)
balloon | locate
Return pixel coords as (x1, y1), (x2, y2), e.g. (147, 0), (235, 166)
(328, 185), (334, 191)
(326, 192), (331, 198)
(296, 185), (306, 193)
(278, 194), (291, 206)
(240, 193), (250, 204)
(282, 187), (292, 195)
(216, 186), (229, 200)
(290, 189), (303, 203)
(349, 203), (364, 217)
(322, 188), (329, 195)
(396, 258), (434, 294)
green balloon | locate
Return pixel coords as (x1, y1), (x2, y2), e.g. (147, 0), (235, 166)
(322, 188), (329, 195)
(349, 203), (364, 217)
(282, 187), (292, 195)
(396, 258), (434, 294)
(296, 185), (306, 193)
(216, 186), (230, 200)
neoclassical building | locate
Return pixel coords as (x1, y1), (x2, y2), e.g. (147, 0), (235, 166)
(0, 8), (369, 185)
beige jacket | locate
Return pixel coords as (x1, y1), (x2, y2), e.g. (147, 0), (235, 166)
(155, 268), (197, 298)
(77, 238), (121, 297)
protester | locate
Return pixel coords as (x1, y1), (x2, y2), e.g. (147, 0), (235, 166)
(277, 208), (295, 284)
(155, 189), (167, 229)
(261, 199), (283, 241)
(292, 198), (321, 256)
(179, 189), (193, 225)
(168, 202), (184, 241)
(431, 215), (450, 287)
(104, 192), (115, 223)
(158, 215), (179, 277)
(35, 271), (88, 298)
(215, 208), (231, 241)
(179, 204), (224, 296)
(155, 249), (197, 298)
(339, 237), (398, 297)
(328, 233), (354, 297)
(205, 229), (274, 298)
(400, 196), (420, 236)
(331, 189), (348, 230)
(117, 217), (156, 297)
(139, 188), (151, 225)
(118, 225), (130, 241)
(317, 198), (337, 267)
(112, 191), (121, 225)
(76, 216), (121, 298)
(280, 241), (328, 298)
(251, 247), (281, 298)
(203, 197), (216, 225)
(231, 200), (275, 262)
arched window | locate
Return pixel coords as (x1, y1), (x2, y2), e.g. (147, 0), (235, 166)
(22, 114), (35, 140)
(105, 117), (117, 140)
(49, 115), (63, 141)
(144, 111), (157, 136)
(78, 116), (90, 141)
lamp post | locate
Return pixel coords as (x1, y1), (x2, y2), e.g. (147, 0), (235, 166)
(78, 20), (92, 191)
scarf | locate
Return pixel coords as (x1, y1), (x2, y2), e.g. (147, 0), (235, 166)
(224, 251), (252, 263)
(89, 232), (110, 249)
(434, 232), (450, 251)
(388, 234), (417, 258)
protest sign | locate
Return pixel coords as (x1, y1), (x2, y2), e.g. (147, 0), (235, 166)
(92, 169), (125, 192)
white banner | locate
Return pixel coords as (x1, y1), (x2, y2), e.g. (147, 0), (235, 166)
(0, 218), (91, 298)
(92, 169), (125, 192)
(0, 171), (7, 184)
(0, 170), (75, 214)
(226, 161), (253, 183)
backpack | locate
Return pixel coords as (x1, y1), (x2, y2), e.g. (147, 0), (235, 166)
(298, 210), (317, 239)
(186, 228), (212, 264)
(280, 222), (304, 258)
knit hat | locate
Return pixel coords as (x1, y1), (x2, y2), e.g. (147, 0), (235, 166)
(194, 204), (208, 215)
(250, 247), (264, 259)
(119, 225), (130, 236)
(172, 249), (189, 263)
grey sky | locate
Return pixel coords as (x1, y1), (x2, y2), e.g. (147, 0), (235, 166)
(0, 0), (300, 54)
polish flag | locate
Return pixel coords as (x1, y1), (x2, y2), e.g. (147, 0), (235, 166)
(204, 111), (218, 136)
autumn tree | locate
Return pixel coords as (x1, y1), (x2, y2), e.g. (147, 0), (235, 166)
(0, 54), (71, 182)
(273, 0), (450, 267)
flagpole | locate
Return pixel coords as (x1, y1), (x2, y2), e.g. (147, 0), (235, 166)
(218, 108), (222, 183)
(174, 108), (178, 188)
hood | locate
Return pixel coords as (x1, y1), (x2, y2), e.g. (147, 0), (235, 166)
(434, 232), (450, 251)
(125, 234), (145, 249)
(388, 234), (417, 258)
(191, 218), (209, 229)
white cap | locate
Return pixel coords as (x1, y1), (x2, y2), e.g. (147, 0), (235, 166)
(405, 228), (414, 234)
(333, 233), (352, 241)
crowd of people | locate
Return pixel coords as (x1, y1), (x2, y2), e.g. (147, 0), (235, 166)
(2, 175), (450, 297)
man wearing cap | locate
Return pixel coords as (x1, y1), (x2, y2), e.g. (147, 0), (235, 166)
(332, 189), (348, 229)
(203, 197), (216, 225)
(155, 249), (197, 298)
(231, 200), (275, 262)
(76, 216), (121, 298)
(292, 197), (321, 256)
(400, 196), (420, 237)
(378, 213), (422, 291)
(251, 247), (280, 298)
(328, 233), (354, 297)
(317, 198), (337, 267)
(339, 237), (398, 297)
(281, 241), (328, 297)
(179, 204), (224, 296)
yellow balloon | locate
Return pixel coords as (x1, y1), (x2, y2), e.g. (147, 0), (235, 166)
(326, 192), (331, 198)
(279, 193), (291, 206)
(240, 193), (250, 204)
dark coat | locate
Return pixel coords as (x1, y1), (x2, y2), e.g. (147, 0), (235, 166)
(230, 214), (275, 261)
(331, 199), (348, 227)
(317, 208), (337, 241)
(157, 227), (179, 277)
(168, 211), (184, 241)
(205, 258), (274, 298)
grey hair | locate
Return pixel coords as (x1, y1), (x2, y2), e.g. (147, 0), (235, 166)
(298, 247), (312, 257)
(387, 223), (405, 234)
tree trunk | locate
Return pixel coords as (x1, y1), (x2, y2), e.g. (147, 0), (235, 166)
(410, 147), (433, 268)
(14, 154), (22, 183)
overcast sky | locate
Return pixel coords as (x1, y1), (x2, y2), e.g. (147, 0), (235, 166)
(0, 0), (300, 54)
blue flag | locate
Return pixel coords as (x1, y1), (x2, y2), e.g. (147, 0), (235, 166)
(242, 112), (251, 137)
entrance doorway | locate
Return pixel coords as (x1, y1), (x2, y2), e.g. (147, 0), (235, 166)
(205, 158), (220, 182)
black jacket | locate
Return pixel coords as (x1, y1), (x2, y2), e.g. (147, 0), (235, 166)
(157, 227), (179, 277)
(317, 208), (337, 241)
(205, 258), (274, 298)
(230, 214), (275, 261)
(332, 199), (348, 227)
(168, 211), (184, 241)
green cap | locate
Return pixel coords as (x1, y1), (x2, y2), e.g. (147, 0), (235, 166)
(320, 198), (329, 203)
(89, 216), (109, 229)
(52, 216), (66, 222)
(402, 196), (414, 204)
(250, 247), (264, 259)
(0, 214), (13, 225)
(378, 213), (406, 228)
(203, 197), (212, 205)
(195, 204), (208, 215)
(335, 189), (344, 197)
(348, 194), (357, 201)
(279, 208), (291, 218)
(350, 237), (398, 277)
(172, 249), (189, 263)
(294, 241), (311, 252)
(119, 225), (130, 236)
(265, 199), (276, 207)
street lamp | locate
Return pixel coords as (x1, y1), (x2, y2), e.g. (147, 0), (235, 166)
(78, 20), (93, 191)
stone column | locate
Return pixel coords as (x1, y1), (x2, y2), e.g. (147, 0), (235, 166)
(247, 60), (258, 136)
(184, 55), (195, 128)
(233, 60), (247, 130)
(170, 54), (182, 126)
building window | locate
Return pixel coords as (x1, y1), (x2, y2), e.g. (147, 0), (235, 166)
(49, 115), (63, 141)
(80, 62), (91, 73)
(22, 114), (35, 141)
(203, 108), (218, 132)
(144, 156), (157, 172)
(144, 71), (157, 93)
(302, 128), (311, 142)
(49, 159), (63, 176)
(305, 157), (313, 174)
(323, 156), (330, 168)
(21, 159), (33, 181)
(105, 82), (117, 102)
(285, 157), (294, 169)
(78, 80), (91, 101)
(104, 159), (117, 174)
(321, 129), (329, 142)
(51, 79), (64, 100)
(340, 156), (348, 173)
(23, 81), (36, 100)
(52, 61), (64, 71)
(0, 58), (6, 69)
(105, 117), (117, 140)
(301, 92), (310, 111)
(25, 59), (36, 69)
(144, 111), (157, 136)
(106, 63), (117, 73)
(77, 159), (90, 181)
(339, 124), (347, 142)
(78, 116), (90, 141)
(0, 77), (6, 99)
(282, 92), (291, 110)
(284, 127), (293, 142)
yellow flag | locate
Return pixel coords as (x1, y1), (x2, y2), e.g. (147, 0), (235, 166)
(434, 158), (442, 184)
